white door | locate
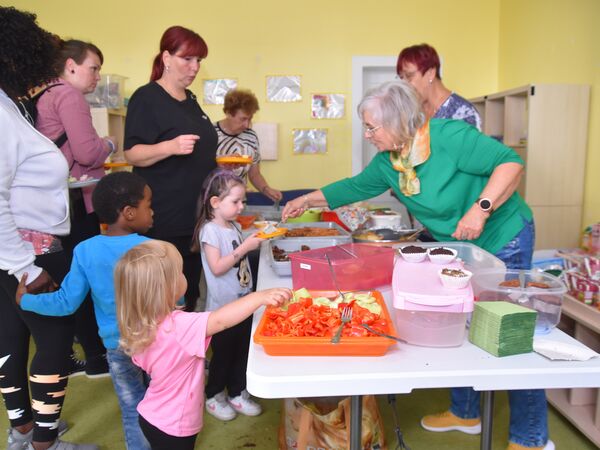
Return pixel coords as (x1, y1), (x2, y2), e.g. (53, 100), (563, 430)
(351, 56), (408, 216)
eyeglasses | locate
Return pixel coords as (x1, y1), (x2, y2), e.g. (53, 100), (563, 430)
(398, 70), (418, 81)
(363, 124), (381, 136)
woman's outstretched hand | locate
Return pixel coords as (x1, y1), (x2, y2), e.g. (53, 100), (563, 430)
(281, 196), (306, 222)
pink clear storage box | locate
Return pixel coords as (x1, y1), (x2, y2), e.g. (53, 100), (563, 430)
(289, 243), (394, 291)
(392, 256), (475, 347)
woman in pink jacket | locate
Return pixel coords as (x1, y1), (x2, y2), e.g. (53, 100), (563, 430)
(35, 39), (116, 378)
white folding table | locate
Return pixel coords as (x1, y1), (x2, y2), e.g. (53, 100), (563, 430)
(247, 243), (600, 450)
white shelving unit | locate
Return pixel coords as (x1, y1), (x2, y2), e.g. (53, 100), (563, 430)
(470, 84), (590, 250)
(547, 294), (600, 447)
(90, 107), (126, 161)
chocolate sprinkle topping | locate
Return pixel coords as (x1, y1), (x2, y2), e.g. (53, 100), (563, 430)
(401, 245), (426, 254)
(441, 268), (467, 277)
(429, 247), (454, 255)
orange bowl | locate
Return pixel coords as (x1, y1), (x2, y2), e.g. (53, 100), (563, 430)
(236, 215), (256, 230)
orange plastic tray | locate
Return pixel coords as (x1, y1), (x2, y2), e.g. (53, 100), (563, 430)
(256, 227), (288, 239)
(253, 290), (397, 356)
(216, 155), (252, 165)
(103, 162), (131, 168)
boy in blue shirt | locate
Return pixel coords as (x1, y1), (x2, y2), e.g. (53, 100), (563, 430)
(17, 171), (154, 450)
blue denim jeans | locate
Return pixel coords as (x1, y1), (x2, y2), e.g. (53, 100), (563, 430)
(107, 348), (151, 450)
(450, 218), (549, 447)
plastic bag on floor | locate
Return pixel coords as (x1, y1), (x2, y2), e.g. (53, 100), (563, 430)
(278, 396), (386, 450)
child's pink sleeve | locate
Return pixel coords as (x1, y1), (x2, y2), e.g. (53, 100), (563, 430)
(172, 310), (212, 357)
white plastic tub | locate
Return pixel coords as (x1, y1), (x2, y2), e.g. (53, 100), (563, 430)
(394, 310), (468, 347)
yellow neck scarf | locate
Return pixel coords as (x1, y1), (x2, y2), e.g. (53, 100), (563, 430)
(389, 120), (431, 196)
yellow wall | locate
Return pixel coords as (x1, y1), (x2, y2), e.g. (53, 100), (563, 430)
(10, 0), (598, 225)
(12, 0), (500, 189)
(498, 0), (600, 227)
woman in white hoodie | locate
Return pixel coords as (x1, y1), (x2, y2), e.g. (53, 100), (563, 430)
(0, 7), (97, 450)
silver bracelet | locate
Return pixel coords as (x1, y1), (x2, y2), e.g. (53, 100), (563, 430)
(106, 139), (116, 153)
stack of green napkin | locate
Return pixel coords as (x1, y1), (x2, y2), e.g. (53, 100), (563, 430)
(469, 301), (537, 357)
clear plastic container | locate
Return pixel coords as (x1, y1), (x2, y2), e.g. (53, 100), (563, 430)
(472, 269), (567, 335)
(280, 222), (351, 242)
(85, 74), (127, 108)
(269, 238), (343, 277)
(394, 310), (468, 347)
(395, 242), (505, 275)
(289, 243), (394, 291)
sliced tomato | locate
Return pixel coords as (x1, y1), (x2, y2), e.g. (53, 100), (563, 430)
(260, 294), (386, 338)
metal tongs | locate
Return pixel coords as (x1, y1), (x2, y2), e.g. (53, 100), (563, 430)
(337, 245), (358, 258)
(325, 254), (346, 302)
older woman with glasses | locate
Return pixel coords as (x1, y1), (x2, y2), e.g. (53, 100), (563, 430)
(215, 89), (282, 203)
(396, 43), (482, 243)
(282, 80), (552, 450)
(397, 43), (481, 130)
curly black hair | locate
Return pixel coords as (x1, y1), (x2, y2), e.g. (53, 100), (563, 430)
(0, 7), (60, 100)
(92, 172), (148, 225)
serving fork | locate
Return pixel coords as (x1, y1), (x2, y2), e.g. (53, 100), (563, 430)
(331, 306), (353, 344)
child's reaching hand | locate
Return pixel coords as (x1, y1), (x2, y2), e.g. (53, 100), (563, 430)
(241, 232), (264, 252)
(207, 287), (293, 336)
(259, 287), (293, 307)
(15, 273), (28, 305)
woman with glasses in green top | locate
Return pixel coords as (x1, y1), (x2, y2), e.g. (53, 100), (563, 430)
(281, 79), (552, 450)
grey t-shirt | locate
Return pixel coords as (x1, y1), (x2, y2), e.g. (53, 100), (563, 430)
(200, 221), (252, 311)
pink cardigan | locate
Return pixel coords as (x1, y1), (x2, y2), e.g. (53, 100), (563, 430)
(36, 79), (110, 213)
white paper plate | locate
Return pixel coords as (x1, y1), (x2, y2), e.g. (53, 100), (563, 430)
(68, 178), (100, 189)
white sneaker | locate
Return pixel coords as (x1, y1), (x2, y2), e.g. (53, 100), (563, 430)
(205, 392), (236, 421)
(544, 440), (555, 450)
(228, 390), (262, 416)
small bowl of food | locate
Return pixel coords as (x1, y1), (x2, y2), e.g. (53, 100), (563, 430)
(399, 244), (428, 263)
(427, 247), (458, 264)
(236, 214), (256, 230)
(439, 268), (473, 289)
(254, 220), (278, 230)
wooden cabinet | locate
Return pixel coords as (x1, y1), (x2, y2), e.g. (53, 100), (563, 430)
(90, 107), (127, 161)
(547, 295), (600, 447)
(470, 85), (590, 250)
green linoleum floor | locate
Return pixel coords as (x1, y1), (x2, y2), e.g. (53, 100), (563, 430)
(1, 373), (597, 449)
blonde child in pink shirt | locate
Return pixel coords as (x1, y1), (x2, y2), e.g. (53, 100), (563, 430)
(115, 240), (291, 449)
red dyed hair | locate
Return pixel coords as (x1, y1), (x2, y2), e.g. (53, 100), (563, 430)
(396, 43), (441, 80)
(150, 26), (208, 81)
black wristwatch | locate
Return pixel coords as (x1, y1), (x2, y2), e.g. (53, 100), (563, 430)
(477, 197), (494, 214)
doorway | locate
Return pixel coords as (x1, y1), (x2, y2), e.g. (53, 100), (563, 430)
(351, 56), (407, 212)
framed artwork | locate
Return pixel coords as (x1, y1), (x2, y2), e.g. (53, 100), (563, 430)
(266, 75), (301, 102)
(203, 78), (237, 104)
(311, 93), (345, 119)
(292, 128), (327, 154)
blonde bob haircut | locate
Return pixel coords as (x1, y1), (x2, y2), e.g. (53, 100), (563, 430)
(357, 80), (426, 147)
(115, 240), (183, 356)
